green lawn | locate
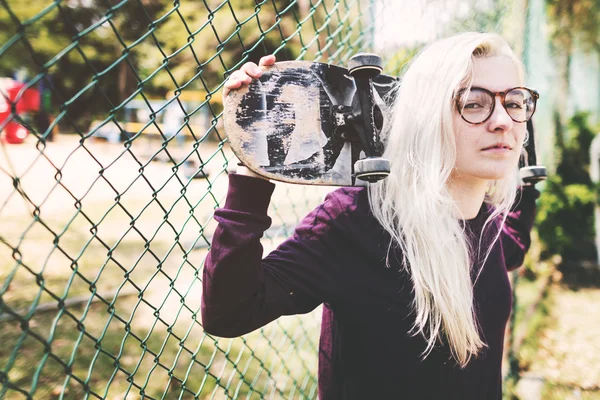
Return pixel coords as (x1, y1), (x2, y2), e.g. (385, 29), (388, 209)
(511, 263), (600, 400)
(0, 193), (321, 399)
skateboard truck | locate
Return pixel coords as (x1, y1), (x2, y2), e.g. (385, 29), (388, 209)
(332, 53), (391, 183)
(519, 119), (547, 185)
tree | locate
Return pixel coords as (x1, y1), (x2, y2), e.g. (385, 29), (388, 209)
(0, 0), (164, 130)
(0, 0), (369, 132)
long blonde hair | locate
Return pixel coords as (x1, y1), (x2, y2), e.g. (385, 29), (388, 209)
(369, 32), (524, 367)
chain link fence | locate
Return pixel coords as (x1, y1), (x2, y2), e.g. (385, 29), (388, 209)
(0, 0), (568, 398)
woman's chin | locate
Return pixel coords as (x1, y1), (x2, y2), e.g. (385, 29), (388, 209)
(454, 168), (515, 183)
(479, 170), (515, 181)
(472, 161), (519, 181)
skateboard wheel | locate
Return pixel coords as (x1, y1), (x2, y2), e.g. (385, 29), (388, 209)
(354, 157), (390, 182)
(348, 53), (383, 76)
(519, 165), (547, 184)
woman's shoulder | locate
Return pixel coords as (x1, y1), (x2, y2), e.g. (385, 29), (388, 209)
(294, 186), (386, 250)
(322, 186), (370, 217)
(298, 187), (371, 233)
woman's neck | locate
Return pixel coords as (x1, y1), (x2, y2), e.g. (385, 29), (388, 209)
(447, 176), (488, 220)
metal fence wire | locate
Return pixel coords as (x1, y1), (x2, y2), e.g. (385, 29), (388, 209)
(0, 0), (539, 399)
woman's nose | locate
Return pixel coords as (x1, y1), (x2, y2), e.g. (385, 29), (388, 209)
(487, 98), (513, 132)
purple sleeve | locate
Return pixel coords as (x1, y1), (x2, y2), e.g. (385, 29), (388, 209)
(201, 174), (347, 337)
(502, 186), (540, 271)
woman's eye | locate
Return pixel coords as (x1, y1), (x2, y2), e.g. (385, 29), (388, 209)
(464, 102), (482, 109)
(506, 102), (523, 109)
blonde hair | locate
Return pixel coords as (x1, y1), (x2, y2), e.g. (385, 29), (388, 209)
(369, 32), (524, 367)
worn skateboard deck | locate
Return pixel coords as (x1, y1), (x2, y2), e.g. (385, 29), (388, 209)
(223, 60), (398, 186)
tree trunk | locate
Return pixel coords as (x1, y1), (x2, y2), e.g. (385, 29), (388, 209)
(118, 58), (128, 103)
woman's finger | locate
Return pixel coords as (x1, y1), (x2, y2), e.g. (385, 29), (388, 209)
(241, 62), (262, 78)
(223, 71), (252, 97)
(223, 57), (276, 97)
(228, 70), (252, 86)
(258, 54), (276, 67)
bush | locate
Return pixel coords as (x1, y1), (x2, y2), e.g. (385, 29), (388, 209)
(535, 112), (598, 263)
(536, 177), (596, 261)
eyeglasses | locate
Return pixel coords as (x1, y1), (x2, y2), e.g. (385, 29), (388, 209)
(455, 86), (539, 124)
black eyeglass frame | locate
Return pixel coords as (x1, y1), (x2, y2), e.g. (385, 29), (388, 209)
(455, 86), (540, 125)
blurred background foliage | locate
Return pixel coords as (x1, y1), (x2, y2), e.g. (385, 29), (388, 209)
(526, 0), (600, 269)
(536, 112), (599, 263)
(0, 0), (332, 133)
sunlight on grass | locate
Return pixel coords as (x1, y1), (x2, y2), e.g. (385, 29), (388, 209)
(1, 185), (322, 399)
(542, 383), (600, 400)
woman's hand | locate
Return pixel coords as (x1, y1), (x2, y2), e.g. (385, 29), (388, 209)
(224, 55), (276, 180)
(223, 55), (276, 98)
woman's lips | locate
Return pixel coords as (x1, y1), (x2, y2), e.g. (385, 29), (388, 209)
(481, 145), (512, 154)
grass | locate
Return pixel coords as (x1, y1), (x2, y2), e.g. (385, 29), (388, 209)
(513, 280), (553, 372)
(541, 383), (600, 400)
(0, 292), (320, 399)
(0, 205), (321, 399)
(508, 261), (600, 399)
(0, 202), (321, 399)
(509, 258), (555, 373)
(0, 136), (325, 400)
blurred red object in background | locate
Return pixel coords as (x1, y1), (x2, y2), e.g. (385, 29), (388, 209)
(0, 78), (40, 144)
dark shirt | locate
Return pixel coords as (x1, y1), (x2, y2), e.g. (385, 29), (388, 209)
(202, 174), (538, 399)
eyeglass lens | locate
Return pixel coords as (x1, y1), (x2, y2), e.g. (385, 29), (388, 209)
(460, 88), (536, 124)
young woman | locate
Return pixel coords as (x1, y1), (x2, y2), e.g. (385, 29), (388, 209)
(202, 32), (539, 399)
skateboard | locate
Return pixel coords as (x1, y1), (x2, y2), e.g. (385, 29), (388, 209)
(223, 55), (547, 187)
(223, 54), (399, 186)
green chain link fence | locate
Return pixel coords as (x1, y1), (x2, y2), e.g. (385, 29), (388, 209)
(0, 0), (568, 398)
(0, 1), (382, 398)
